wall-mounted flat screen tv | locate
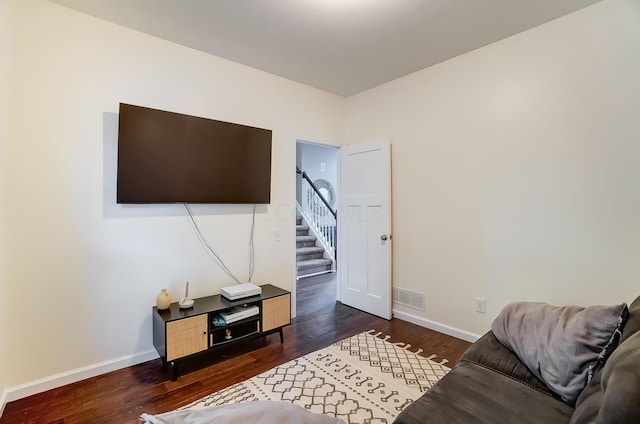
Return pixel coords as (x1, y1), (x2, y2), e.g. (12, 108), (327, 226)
(117, 103), (272, 204)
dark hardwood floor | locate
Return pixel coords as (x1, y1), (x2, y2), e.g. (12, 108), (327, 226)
(2, 274), (471, 423)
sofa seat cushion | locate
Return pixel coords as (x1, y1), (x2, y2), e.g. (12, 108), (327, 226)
(393, 362), (574, 424)
(491, 301), (628, 405)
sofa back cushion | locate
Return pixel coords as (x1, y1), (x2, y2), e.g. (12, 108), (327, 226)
(619, 295), (640, 343)
(569, 366), (605, 424)
(570, 330), (640, 423)
(492, 302), (628, 406)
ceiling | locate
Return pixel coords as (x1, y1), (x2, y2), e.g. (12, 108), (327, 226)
(50, 0), (601, 97)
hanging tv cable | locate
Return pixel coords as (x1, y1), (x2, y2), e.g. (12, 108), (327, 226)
(184, 204), (241, 284)
(248, 204), (256, 282)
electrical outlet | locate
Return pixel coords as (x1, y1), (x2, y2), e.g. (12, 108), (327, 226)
(475, 298), (486, 314)
(273, 230), (281, 242)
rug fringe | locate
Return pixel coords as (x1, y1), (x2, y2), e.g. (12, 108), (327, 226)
(368, 330), (392, 340)
(425, 354), (449, 365)
(395, 344), (424, 355)
(368, 330), (449, 364)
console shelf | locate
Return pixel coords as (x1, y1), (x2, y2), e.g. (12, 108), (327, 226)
(152, 284), (291, 381)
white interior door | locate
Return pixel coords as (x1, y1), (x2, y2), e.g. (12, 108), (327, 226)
(338, 139), (392, 319)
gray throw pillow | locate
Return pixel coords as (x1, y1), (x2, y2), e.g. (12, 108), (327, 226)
(491, 301), (628, 406)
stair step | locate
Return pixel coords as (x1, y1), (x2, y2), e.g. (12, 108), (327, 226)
(296, 246), (325, 256)
(296, 224), (309, 236)
(297, 258), (333, 276)
(296, 236), (317, 248)
(296, 235), (316, 243)
(297, 258), (332, 271)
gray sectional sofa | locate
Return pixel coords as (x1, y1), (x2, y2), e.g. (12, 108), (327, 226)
(394, 295), (640, 424)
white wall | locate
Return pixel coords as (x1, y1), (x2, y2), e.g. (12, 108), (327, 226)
(4, 0), (345, 400)
(0, 0), (10, 411)
(346, 0), (640, 337)
(299, 143), (339, 209)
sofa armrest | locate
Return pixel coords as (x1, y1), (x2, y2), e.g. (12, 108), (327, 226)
(461, 331), (560, 399)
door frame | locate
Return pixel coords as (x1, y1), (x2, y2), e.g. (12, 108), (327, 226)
(292, 138), (342, 319)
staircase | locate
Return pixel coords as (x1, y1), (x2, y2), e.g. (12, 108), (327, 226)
(296, 215), (333, 278)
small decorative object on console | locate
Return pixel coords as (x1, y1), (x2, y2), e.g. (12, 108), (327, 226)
(156, 289), (171, 310)
(179, 281), (194, 309)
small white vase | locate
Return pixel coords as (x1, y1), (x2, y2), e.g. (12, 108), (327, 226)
(156, 289), (172, 310)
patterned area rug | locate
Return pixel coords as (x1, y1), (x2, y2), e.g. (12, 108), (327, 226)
(183, 330), (451, 423)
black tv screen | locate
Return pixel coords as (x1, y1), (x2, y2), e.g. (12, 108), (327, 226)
(117, 103), (272, 204)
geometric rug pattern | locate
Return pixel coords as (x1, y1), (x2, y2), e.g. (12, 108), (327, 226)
(183, 330), (451, 423)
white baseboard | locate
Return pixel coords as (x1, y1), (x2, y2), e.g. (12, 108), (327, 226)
(0, 388), (7, 418)
(2, 349), (159, 408)
(392, 308), (481, 343)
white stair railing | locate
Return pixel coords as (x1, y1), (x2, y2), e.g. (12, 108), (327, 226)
(296, 168), (337, 259)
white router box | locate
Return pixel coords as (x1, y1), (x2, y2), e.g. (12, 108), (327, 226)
(220, 283), (262, 300)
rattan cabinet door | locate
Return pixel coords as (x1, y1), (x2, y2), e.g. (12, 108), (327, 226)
(262, 294), (291, 332)
(166, 314), (208, 361)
